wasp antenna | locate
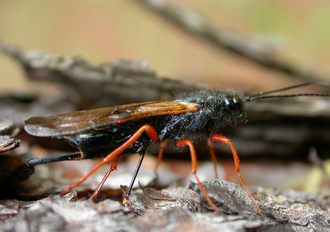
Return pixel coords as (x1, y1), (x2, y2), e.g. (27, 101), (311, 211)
(245, 83), (313, 102)
(247, 93), (330, 102)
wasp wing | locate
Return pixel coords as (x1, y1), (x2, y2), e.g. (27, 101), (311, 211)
(25, 101), (199, 137)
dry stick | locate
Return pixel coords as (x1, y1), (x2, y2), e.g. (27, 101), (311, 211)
(0, 41), (207, 106)
(137, 0), (327, 84)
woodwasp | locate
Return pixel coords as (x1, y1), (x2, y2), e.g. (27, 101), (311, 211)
(24, 82), (330, 214)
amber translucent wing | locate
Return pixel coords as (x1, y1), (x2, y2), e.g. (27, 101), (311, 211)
(24, 101), (199, 137)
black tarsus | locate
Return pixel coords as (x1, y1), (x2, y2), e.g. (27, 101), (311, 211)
(125, 151), (146, 199)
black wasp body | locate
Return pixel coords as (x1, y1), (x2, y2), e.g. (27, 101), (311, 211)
(56, 90), (246, 160)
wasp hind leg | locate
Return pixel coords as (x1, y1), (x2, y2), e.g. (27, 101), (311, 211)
(89, 156), (121, 200)
(60, 125), (159, 198)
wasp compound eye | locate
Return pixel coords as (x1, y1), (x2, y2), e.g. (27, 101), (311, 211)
(222, 94), (245, 120)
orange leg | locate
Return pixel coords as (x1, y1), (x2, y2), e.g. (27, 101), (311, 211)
(208, 139), (219, 179)
(60, 125), (159, 196)
(154, 140), (169, 176)
(89, 156), (121, 200)
(176, 140), (220, 214)
(210, 134), (262, 215)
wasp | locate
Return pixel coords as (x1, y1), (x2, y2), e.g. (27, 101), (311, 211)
(24, 83), (330, 214)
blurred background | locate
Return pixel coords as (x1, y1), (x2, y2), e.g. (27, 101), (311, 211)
(0, 0), (330, 196)
(1, 0), (330, 93)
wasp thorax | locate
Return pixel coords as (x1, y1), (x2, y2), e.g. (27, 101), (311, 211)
(159, 90), (247, 142)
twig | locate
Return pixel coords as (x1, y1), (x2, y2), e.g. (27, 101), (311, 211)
(137, 0), (329, 83)
(0, 41), (207, 106)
